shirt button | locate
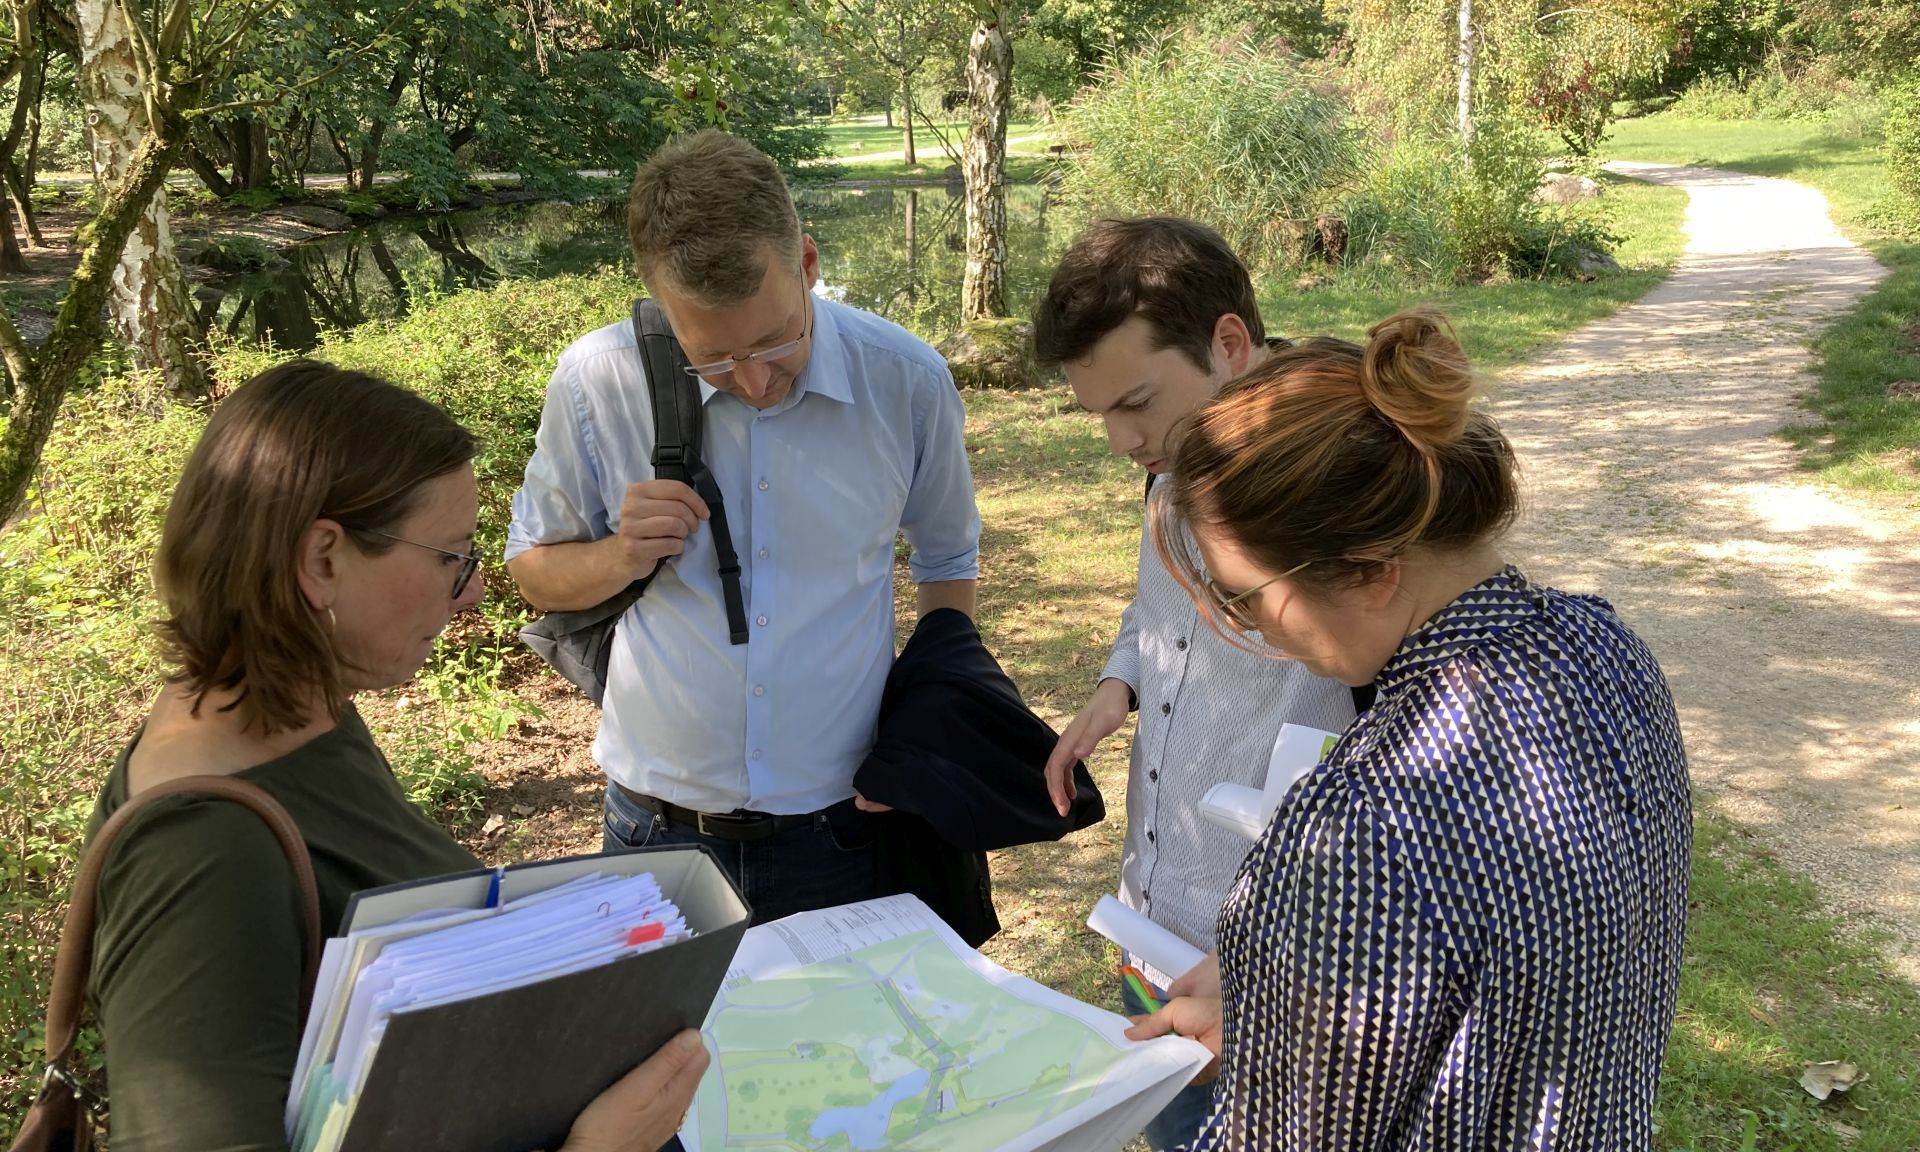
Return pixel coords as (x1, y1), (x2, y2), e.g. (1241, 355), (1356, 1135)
(751, 749), (763, 761)
(1160, 702), (1171, 715)
(756, 614), (769, 627)
(1176, 637), (1187, 650)
(757, 479), (769, 491)
(1149, 769), (1158, 782)
(757, 547), (769, 559)
(753, 685), (765, 697)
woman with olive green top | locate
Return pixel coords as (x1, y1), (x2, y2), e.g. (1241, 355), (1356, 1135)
(87, 703), (479, 1149)
(81, 360), (706, 1152)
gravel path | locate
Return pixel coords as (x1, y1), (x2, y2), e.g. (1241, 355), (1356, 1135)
(1497, 162), (1920, 980)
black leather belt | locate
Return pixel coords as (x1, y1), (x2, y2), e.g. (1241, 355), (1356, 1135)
(614, 783), (816, 842)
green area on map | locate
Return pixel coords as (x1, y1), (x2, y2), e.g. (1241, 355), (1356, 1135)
(691, 930), (1125, 1151)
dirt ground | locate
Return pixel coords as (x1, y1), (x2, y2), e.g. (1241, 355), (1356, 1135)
(1501, 161), (1920, 981)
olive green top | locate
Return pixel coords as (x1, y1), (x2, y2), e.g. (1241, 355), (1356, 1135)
(85, 703), (481, 1152)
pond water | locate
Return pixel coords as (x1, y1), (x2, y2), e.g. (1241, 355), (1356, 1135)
(200, 183), (1066, 351)
(807, 1066), (932, 1150)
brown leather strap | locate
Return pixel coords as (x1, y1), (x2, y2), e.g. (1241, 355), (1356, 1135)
(42, 775), (321, 1069)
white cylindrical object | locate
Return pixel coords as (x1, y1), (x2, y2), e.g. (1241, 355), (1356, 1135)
(1086, 895), (1206, 982)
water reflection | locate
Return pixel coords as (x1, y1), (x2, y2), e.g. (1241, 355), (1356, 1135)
(201, 185), (1062, 352)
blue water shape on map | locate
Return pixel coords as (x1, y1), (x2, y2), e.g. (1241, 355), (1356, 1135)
(808, 1067), (933, 1149)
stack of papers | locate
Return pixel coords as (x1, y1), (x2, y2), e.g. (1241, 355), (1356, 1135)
(288, 871), (690, 1152)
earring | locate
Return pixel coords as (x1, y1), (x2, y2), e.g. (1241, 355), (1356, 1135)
(326, 607), (337, 631)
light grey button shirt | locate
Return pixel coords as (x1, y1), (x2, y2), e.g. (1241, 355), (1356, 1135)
(1105, 481), (1357, 985)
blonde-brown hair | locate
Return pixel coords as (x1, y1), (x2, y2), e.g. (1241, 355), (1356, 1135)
(155, 360), (475, 735)
(627, 129), (803, 305)
(1156, 308), (1517, 619)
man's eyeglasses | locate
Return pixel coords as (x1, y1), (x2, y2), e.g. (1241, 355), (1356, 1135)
(367, 530), (482, 599)
(1202, 559), (1312, 632)
(683, 287), (814, 382)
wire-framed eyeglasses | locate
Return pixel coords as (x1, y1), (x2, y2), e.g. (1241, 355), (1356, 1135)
(683, 286), (815, 381)
(1202, 559), (1312, 632)
(367, 530), (481, 599)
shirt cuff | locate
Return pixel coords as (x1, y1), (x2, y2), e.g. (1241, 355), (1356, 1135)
(1101, 646), (1141, 710)
(909, 548), (980, 585)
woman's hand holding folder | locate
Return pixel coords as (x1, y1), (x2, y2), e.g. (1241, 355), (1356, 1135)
(560, 1029), (709, 1152)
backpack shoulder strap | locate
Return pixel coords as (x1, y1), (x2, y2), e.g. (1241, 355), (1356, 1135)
(635, 299), (700, 486)
(41, 776), (321, 1075)
(631, 300), (749, 646)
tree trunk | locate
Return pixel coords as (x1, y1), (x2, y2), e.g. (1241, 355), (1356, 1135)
(1, 130), (180, 525)
(900, 69), (916, 167)
(0, 192), (24, 273)
(181, 140), (236, 197)
(359, 57), (413, 191)
(234, 115), (271, 189)
(960, 6), (1010, 322)
(2, 0), (43, 264)
(76, 0), (208, 399)
(884, 106), (893, 128)
(1456, 0), (1474, 151)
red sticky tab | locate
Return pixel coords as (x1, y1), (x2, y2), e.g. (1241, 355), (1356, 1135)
(626, 922), (666, 947)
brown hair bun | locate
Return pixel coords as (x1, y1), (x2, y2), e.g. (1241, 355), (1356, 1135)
(1359, 308), (1475, 454)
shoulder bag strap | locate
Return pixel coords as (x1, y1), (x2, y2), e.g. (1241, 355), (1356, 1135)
(633, 299), (749, 646)
(41, 776), (322, 1074)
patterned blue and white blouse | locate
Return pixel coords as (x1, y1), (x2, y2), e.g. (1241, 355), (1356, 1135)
(1186, 566), (1691, 1151)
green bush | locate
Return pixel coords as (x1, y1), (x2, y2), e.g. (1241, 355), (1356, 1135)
(1885, 79), (1920, 212)
(1342, 119), (1591, 284)
(1669, 55), (1879, 123)
(1058, 33), (1361, 271)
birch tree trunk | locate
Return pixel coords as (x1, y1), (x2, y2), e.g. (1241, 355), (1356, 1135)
(76, 0), (209, 398)
(960, 3), (1009, 322)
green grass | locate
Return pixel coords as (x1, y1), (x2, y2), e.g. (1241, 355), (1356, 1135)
(818, 116), (1047, 161)
(1605, 114), (1920, 497)
(818, 154), (1059, 184)
(1263, 174), (1691, 372)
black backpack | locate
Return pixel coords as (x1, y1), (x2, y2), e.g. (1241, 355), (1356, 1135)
(519, 299), (748, 704)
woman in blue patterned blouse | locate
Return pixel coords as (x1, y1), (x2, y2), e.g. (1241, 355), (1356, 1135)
(1124, 308), (1691, 1150)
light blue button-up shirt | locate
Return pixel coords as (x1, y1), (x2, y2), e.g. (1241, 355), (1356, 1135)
(506, 295), (981, 815)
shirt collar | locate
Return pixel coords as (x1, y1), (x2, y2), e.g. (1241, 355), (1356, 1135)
(793, 292), (854, 406)
(690, 291), (854, 409)
(1374, 566), (1543, 695)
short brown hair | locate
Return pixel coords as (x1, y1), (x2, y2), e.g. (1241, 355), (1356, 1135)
(155, 360), (475, 735)
(1156, 308), (1518, 611)
(1032, 216), (1265, 373)
(627, 129), (803, 305)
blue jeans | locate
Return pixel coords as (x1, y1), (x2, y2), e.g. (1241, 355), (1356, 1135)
(1123, 976), (1216, 1151)
(601, 784), (877, 925)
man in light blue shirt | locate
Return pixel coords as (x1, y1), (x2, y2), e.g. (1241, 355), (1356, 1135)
(506, 130), (980, 922)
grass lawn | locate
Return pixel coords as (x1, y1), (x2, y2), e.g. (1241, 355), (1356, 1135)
(960, 382), (1920, 1151)
(819, 116), (1049, 161)
(1606, 114), (1920, 498)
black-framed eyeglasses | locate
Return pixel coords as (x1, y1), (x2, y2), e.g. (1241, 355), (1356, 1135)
(367, 530), (482, 599)
(1202, 559), (1311, 632)
(683, 282), (815, 381)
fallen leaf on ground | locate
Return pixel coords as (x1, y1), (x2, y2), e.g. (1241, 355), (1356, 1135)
(1830, 1121), (1861, 1143)
(1800, 1061), (1866, 1101)
(512, 803), (534, 817)
(480, 814), (506, 838)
